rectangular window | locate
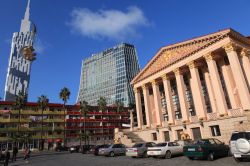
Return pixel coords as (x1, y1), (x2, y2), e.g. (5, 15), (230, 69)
(152, 133), (157, 141)
(176, 129), (183, 140)
(210, 125), (221, 136)
(163, 131), (170, 142)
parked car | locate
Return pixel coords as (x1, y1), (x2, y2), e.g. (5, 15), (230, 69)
(55, 145), (69, 152)
(176, 139), (194, 146)
(126, 142), (156, 158)
(69, 145), (80, 153)
(147, 142), (183, 159)
(81, 145), (95, 154)
(229, 131), (250, 162)
(183, 138), (229, 161)
(90, 144), (109, 156)
(98, 144), (126, 157)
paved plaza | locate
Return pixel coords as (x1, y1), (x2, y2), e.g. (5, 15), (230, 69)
(7, 152), (250, 166)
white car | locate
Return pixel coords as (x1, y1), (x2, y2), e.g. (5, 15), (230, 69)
(147, 142), (183, 159)
(229, 131), (250, 162)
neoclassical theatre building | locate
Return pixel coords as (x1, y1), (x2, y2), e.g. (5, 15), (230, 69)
(130, 29), (250, 143)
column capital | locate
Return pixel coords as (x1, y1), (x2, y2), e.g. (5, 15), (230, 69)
(203, 52), (214, 62)
(151, 80), (157, 86)
(161, 74), (169, 81)
(223, 42), (237, 53)
(133, 88), (139, 93)
(240, 48), (250, 57)
(173, 68), (180, 75)
(187, 61), (197, 69)
(142, 84), (147, 90)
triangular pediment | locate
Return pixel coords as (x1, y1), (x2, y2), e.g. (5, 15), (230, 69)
(131, 28), (241, 84)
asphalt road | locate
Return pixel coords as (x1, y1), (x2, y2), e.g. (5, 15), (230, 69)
(8, 153), (250, 166)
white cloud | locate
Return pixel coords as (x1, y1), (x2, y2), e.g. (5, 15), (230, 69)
(68, 6), (149, 40)
(34, 38), (49, 54)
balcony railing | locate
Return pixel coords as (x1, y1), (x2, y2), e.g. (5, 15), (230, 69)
(43, 119), (64, 123)
(0, 126), (64, 132)
(67, 111), (128, 116)
(66, 118), (128, 123)
(66, 126), (118, 130)
(228, 108), (243, 117)
(207, 112), (218, 120)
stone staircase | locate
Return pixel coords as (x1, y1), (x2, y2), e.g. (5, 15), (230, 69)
(114, 128), (144, 147)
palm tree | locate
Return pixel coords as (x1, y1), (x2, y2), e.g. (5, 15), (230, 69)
(97, 97), (107, 144)
(79, 101), (89, 150)
(59, 87), (70, 146)
(37, 95), (49, 151)
(14, 92), (27, 135)
(115, 100), (124, 113)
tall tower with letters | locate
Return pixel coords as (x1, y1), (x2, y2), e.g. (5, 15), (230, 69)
(4, 0), (37, 101)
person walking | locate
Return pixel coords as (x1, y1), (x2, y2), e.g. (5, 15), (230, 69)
(12, 146), (18, 162)
(4, 149), (10, 166)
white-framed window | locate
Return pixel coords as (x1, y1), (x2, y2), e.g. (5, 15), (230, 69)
(210, 125), (221, 136)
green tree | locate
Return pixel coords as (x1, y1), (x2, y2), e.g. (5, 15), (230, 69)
(37, 95), (49, 150)
(59, 87), (70, 146)
(115, 100), (124, 113)
(14, 92), (27, 134)
(97, 97), (107, 144)
(79, 101), (89, 150)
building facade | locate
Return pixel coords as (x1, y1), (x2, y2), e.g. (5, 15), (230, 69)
(66, 105), (129, 146)
(121, 29), (250, 145)
(77, 43), (140, 106)
(4, 0), (36, 101)
(0, 101), (129, 150)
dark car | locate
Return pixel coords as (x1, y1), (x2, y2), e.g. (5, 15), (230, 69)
(183, 138), (229, 161)
(81, 145), (95, 154)
(90, 145), (109, 156)
(55, 145), (69, 152)
(69, 145), (80, 153)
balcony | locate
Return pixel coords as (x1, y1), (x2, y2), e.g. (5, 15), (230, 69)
(43, 119), (64, 123)
(228, 108), (243, 117)
(31, 134), (63, 139)
(207, 112), (218, 120)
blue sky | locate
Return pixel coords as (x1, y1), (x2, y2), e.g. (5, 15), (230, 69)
(0, 0), (249, 104)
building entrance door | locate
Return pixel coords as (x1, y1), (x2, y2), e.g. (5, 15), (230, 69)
(192, 127), (202, 140)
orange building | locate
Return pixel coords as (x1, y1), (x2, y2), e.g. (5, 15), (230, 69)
(116, 29), (250, 146)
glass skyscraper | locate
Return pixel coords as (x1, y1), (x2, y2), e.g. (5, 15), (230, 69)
(77, 43), (140, 106)
(4, 0), (36, 101)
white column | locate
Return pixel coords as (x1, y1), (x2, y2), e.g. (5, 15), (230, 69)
(174, 68), (189, 122)
(134, 88), (143, 129)
(188, 61), (207, 119)
(162, 75), (175, 124)
(203, 69), (218, 113)
(204, 53), (228, 115)
(219, 60), (238, 108)
(142, 84), (152, 127)
(240, 48), (250, 90)
(224, 43), (250, 110)
(151, 80), (163, 126)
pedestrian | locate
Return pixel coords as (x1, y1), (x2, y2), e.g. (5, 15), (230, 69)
(12, 146), (18, 162)
(4, 149), (10, 166)
(23, 147), (29, 160)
